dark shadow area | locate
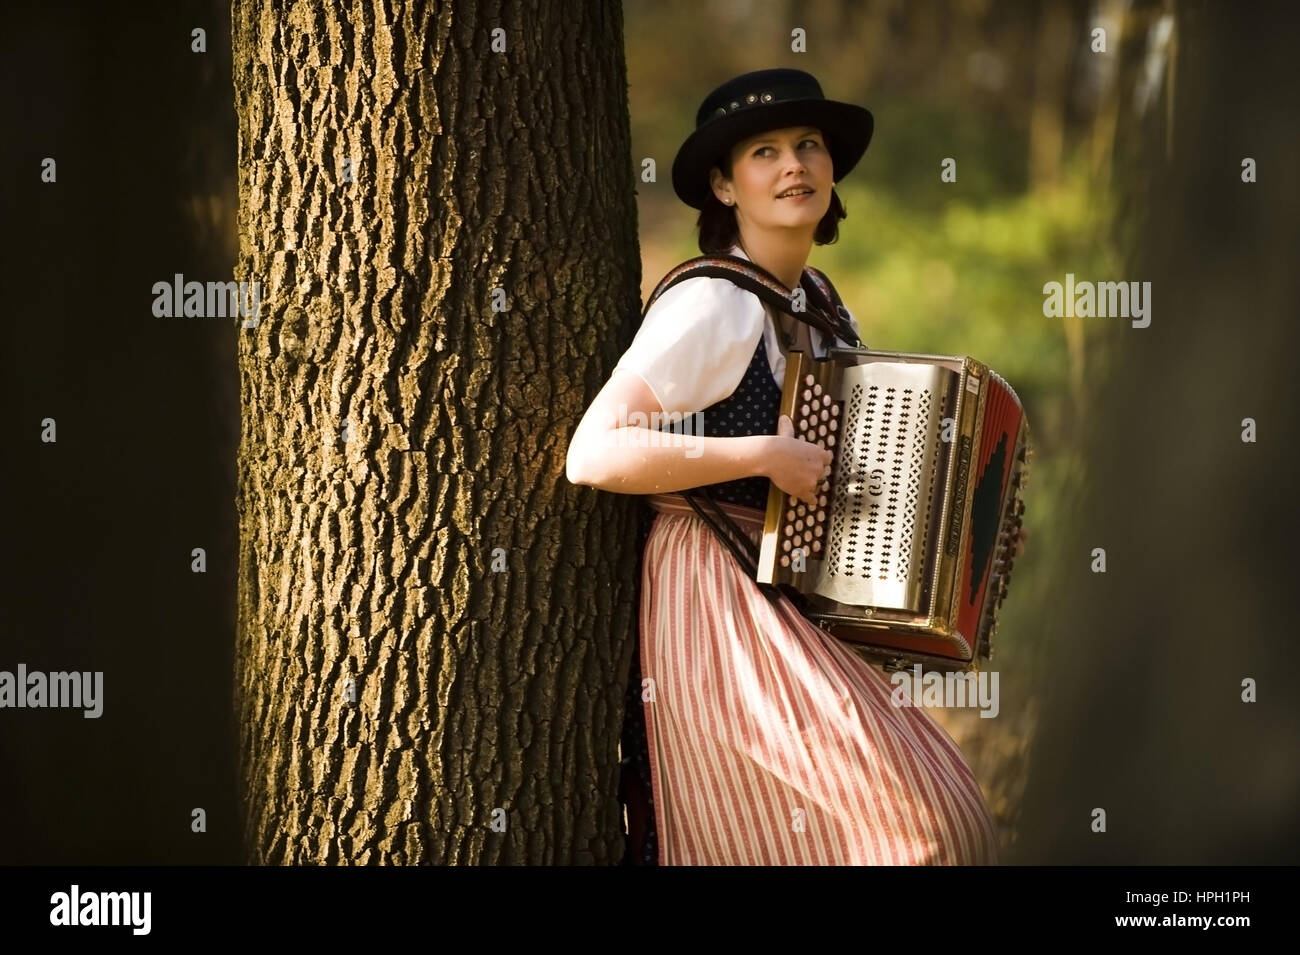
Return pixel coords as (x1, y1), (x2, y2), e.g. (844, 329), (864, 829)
(0, 0), (240, 864)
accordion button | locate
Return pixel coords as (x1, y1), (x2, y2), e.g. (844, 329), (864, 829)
(787, 509), (796, 521)
(820, 408), (829, 420)
(814, 523), (823, 536)
(782, 539), (791, 552)
(780, 555), (790, 568)
(812, 540), (821, 553)
(805, 374), (815, 386)
(827, 435), (836, 447)
(829, 418), (838, 430)
(813, 383), (823, 395)
(819, 494), (827, 506)
(831, 405), (840, 416)
(801, 403), (810, 416)
(818, 424), (827, 437)
(796, 504), (806, 516)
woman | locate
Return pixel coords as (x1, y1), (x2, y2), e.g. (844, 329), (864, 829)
(566, 68), (1000, 865)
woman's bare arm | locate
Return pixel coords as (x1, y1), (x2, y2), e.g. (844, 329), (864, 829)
(565, 369), (771, 495)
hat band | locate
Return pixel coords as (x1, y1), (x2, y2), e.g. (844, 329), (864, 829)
(706, 82), (820, 123)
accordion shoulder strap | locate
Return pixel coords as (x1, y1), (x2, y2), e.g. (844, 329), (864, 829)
(681, 490), (789, 606)
(641, 253), (862, 348)
(802, 265), (864, 349)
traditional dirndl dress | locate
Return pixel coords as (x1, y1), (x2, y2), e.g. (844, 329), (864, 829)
(614, 247), (999, 865)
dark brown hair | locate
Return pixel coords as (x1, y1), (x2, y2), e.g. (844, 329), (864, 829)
(696, 137), (847, 255)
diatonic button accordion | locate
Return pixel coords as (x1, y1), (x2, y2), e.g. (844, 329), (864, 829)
(758, 347), (1031, 672)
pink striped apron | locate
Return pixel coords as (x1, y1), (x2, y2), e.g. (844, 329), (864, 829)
(638, 492), (1000, 865)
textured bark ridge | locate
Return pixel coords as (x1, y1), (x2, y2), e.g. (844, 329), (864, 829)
(232, 1), (643, 864)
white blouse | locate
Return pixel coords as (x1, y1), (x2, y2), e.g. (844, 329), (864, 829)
(612, 245), (862, 414)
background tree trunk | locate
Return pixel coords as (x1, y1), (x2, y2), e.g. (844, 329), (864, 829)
(1010, 0), (1300, 863)
(232, 0), (644, 864)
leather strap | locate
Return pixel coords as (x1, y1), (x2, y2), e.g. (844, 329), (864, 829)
(641, 253), (862, 348)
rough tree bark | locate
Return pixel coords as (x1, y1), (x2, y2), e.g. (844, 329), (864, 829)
(232, 0), (643, 864)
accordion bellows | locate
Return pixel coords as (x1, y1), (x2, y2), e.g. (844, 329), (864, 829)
(757, 347), (1031, 672)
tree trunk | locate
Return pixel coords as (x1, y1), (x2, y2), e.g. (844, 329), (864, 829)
(1011, 0), (1300, 863)
(232, 0), (644, 864)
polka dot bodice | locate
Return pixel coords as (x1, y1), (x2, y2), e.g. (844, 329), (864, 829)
(690, 336), (782, 511)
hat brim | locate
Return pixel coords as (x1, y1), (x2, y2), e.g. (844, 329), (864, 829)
(671, 99), (874, 210)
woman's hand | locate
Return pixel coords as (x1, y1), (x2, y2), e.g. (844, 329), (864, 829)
(764, 414), (833, 509)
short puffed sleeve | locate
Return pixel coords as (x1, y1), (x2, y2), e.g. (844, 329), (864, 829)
(613, 276), (766, 414)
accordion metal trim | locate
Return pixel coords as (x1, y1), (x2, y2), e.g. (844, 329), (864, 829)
(757, 346), (1031, 673)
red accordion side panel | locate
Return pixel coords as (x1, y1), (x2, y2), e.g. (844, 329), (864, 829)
(828, 625), (975, 663)
(954, 379), (1022, 646)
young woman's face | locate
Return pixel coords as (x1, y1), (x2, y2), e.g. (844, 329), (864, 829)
(711, 126), (833, 232)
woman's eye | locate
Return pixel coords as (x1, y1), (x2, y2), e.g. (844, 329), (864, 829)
(756, 140), (820, 156)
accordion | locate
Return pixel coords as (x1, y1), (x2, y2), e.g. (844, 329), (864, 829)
(758, 347), (1031, 673)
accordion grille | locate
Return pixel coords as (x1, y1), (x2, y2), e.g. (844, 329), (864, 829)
(818, 362), (952, 611)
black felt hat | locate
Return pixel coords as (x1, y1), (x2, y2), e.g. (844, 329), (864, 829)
(671, 68), (874, 210)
